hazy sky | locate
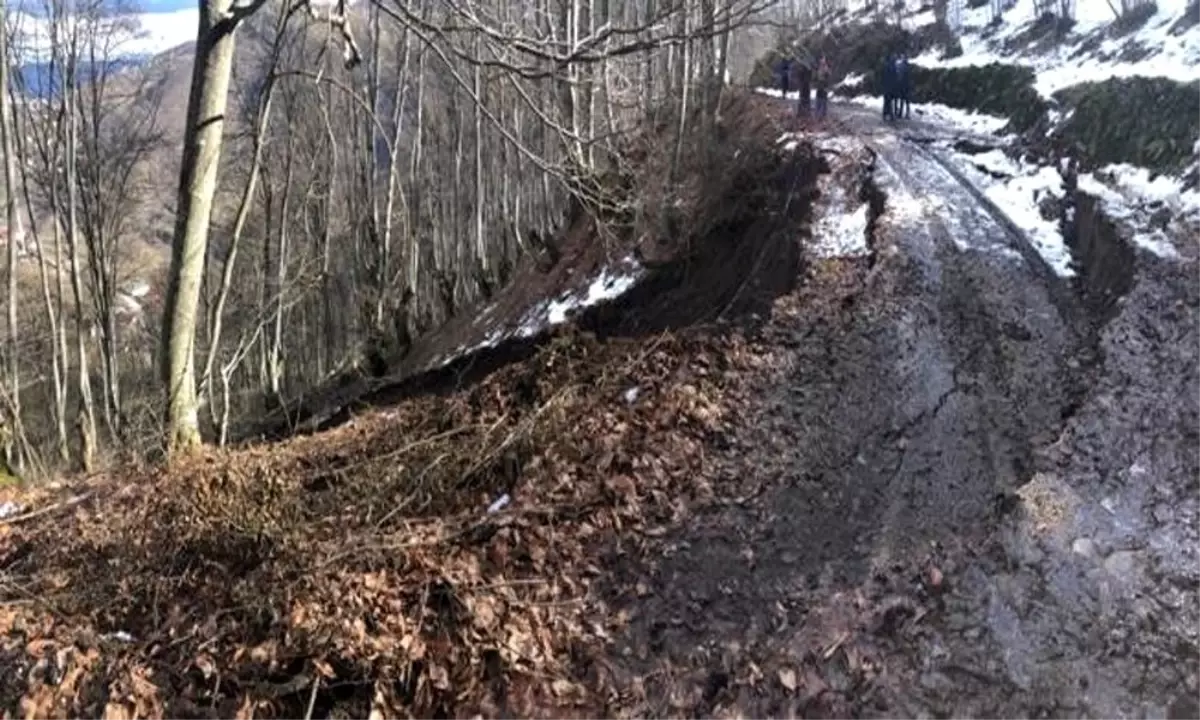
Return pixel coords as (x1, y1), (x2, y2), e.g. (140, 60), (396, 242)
(138, 0), (193, 11)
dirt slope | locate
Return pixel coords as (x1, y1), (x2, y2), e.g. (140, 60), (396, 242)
(598, 109), (1198, 718)
(0, 95), (825, 719)
(0, 97), (1195, 719)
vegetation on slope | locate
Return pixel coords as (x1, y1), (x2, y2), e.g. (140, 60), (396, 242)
(0, 97), (827, 719)
(1051, 76), (1200, 173)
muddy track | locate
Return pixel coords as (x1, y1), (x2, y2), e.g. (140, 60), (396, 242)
(603, 112), (1198, 718)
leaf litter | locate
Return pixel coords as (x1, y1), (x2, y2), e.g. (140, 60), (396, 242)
(0, 95), (856, 720)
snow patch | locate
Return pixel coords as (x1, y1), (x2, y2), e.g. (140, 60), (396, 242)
(522, 264), (642, 336)
(813, 202), (871, 258)
(840, 94), (1012, 138)
(947, 147), (1075, 275)
(909, 0), (1199, 97)
(982, 165), (1075, 276)
(1076, 164), (1194, 259)
(432, 257), (645, 370)
(808, 135), (873, 260)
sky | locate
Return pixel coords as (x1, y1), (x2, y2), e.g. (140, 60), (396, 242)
(136, 0), (194, 11)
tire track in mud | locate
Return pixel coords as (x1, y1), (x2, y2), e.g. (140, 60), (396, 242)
(603, 122), (1104, 717)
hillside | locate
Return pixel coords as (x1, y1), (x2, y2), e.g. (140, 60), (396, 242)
(778, 0), (1200, 270)
(0, 1), (1196, 717)
(0, 93), (830, 717)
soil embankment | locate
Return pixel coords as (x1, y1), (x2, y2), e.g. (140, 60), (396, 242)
(0, 95), (829, 719)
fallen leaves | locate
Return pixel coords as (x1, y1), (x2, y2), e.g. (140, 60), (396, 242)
(0, 324), (764, 719)
(777, 667), (798, 692)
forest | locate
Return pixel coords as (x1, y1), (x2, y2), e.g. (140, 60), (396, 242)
(0, 0), (839, 473)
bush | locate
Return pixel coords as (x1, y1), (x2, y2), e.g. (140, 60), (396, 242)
(1052, 76), (1200, 172)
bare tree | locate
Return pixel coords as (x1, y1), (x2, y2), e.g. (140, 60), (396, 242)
(161, 0), (264, 454)
(0, 0), (22, 471)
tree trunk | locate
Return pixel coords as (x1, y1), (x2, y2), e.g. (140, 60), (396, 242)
(0, 0), (23, 472)
(160, 0), (243, 456)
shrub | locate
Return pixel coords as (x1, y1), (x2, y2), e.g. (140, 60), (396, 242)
(1052, 76), (1200, 172)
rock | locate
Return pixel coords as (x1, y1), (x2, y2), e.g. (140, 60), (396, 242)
(778, 667), (798, 691)
(1104, 550), (1137, 576)
(1072, 537), (1097, 559)
(1037, 193), (1063, 222)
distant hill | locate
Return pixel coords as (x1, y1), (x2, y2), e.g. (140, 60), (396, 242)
(16, 55), (149, 97)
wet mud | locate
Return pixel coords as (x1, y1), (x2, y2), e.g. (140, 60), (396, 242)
(602, 107), (1199, 718)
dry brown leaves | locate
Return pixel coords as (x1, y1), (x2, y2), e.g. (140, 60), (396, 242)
(0, 323), (770, 719)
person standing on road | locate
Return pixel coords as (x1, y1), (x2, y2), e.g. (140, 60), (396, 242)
(882, 53), (898, 120)
(815, 55), (831, 118)
(797, 57), (813, 116)
(897, 53), (912, 119)
(777, 55), (794, 101)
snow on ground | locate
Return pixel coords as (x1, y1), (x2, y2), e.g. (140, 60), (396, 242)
(779, 132), (874, 259)
(428, 256), (645, 370)
(812, 201), (871, 258)
(945, 146), (1196, 261)
(1076, 165), (1195, 258)
(946, 147), (1077, 275)
(763, 0), (1196, 268)
(839, 93), (1013, 137)
(984, 165), (1076, 274)
(536, 266), (642, 331)
(912, 0), (1198, 96)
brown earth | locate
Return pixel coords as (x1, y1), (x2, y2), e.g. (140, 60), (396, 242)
(2, 94), (1195, 720)
(0, 95), (835, 719)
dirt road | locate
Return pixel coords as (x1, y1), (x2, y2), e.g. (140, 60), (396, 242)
(608, 104), (1199, 718)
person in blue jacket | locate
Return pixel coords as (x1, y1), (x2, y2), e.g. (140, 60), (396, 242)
(882, 54), (898, 120)
(777, 55), (794, 100)
(897, 54), (912, 119)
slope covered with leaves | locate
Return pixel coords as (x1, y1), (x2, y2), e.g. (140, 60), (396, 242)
(0, 95), (826, 719)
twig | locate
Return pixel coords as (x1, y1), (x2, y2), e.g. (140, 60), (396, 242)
(0, 492), (90, 525)
(822, 630), (850, 659)
(304, 675), (320, 720)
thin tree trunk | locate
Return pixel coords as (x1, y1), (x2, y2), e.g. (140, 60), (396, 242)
(473, 36), (486, 274)
(0, 0), (23, 471)
(267, 150), (294, 397)
(199, 9), (287, 409)
(161, 0), (245, 455)
(65, 69), (97, 472)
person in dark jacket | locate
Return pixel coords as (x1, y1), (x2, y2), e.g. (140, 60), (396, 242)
(897, 54), (911, 119)
(797, 58), (813, 116)
(882, 54), (898, 120)
(777, 56), (793, 100)
(814, 55), (831, 118)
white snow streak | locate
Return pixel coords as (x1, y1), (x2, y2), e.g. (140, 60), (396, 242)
(432, 258), (644, 370)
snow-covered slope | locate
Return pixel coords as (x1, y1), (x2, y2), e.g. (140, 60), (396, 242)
(821, 0), (1198, 265)
(915, 0), (1199, 96)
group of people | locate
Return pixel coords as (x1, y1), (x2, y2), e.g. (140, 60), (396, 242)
(882, 53), (912, 121)
(776, 54), (832, 119)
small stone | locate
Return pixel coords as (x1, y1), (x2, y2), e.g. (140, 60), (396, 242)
(778, 667), (798, 691)
(1104, 550), (1137, 577)
(1072, 537), (1097, 558)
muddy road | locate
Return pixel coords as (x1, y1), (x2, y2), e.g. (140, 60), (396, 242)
(607, 107), (1199, 718)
